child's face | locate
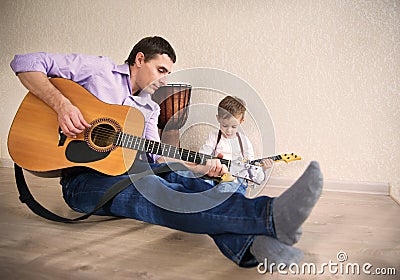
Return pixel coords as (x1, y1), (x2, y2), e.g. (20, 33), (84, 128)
(217, 114), (244, 139)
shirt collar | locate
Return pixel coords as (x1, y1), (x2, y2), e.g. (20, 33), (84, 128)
(114, 63), (158, 110)
(131, 92), (154, 106)
(113, 63), (130, 75)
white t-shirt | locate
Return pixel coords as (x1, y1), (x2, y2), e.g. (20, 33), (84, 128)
(199, 130), (255, 161)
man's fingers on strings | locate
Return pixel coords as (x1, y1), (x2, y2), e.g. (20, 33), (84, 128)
(78, 113), (91, 128)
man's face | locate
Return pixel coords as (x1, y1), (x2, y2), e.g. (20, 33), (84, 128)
(135, 53), (173, 94)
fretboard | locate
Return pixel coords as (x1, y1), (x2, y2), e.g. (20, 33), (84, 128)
(114, 132), (231, 167)
(249, 155), (283, 165)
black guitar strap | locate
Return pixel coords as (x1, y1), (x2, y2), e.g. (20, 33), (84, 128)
(14, 162), (187, 223)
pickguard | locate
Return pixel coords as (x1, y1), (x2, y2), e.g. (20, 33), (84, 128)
(65, 140), (110, 163)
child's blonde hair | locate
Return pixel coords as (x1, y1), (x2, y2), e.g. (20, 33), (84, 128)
(217, 96), (246, 120)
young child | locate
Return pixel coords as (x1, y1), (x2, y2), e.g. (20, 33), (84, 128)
(199, 96), (273, 194)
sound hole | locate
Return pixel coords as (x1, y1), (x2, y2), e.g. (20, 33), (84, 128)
(91, 124), (116, 148)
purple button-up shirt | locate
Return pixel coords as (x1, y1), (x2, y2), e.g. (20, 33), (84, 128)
(10, 52), (161, 162)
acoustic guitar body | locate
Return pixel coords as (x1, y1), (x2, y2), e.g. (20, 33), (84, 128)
(8, 78), (144, 176)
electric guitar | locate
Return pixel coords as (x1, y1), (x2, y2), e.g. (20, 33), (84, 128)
(8, 78), (301, 184)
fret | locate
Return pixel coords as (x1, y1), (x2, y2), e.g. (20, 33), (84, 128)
(163, 144), (169, 157)
(186, 151), (195, 163)
(167, 145), (172, 157)
(178, 148), (184, 160)
(142, 138), (148, 152)
(176, 147), (181, 160)
(155, 141), (160, 155)
(123, 134), (128, 148)
(197, 153), (203, 164)
(193, 153), (198, 164)
(160, 143), (166, 156)
(150, 140), (157, 154)
(149, 140), (153, 153)
(157, 143), (162, 155)
(118, 133), (123, 147)
(126, 134), (133, 149)
(173, 146), (177, 159)
(126, 134), (131, 148)
(139, 138), (145, 152)
(194, 152), (203, 164)
(160, 143), (164, 156)
(178, 148), (183, 160)
(134, 137), (140, 150)
(121, 133), (127, 147)
(146, 140), (154, 153)
(133, 136), (139, 150)
(143, 139), (148, 152)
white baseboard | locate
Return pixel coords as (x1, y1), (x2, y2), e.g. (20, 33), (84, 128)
(267, 176), (389, 195)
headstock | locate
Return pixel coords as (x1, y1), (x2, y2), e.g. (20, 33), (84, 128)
(277, 153), (302, 163)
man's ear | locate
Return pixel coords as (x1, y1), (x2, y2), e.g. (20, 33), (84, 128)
(135, 52), (145, 66)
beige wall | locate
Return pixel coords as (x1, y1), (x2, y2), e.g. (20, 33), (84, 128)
(1, 0), (399, 201)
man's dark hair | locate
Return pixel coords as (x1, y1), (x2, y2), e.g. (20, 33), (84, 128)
(125, 36), (176, 65)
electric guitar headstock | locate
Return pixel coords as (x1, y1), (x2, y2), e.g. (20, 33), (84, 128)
(276, 153), (302, 163)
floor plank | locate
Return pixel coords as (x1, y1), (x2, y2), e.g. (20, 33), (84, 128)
(0, 167), (399, 279)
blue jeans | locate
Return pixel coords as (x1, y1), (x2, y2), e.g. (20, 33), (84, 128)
(60, 163), (276, 266)
(205, 178), (248, 195)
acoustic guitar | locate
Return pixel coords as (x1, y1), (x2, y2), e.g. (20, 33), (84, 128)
(8, 78), (301, 184)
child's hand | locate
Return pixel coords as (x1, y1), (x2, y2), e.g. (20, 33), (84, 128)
(261, 158), (274, 171)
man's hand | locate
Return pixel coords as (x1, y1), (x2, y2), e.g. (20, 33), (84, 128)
(57, 100), (91, 138)
(16, 71), (91, 138)
(187, 158), (228, 177)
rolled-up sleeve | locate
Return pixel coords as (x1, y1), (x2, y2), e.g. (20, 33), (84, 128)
(10, 52), (110, 84)
(10, 52), (49, 74)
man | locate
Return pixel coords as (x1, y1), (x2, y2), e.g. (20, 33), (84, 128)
(10, 36), (323, 267)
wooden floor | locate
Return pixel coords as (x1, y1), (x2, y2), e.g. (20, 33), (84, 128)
(0, 167), (399, 280)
